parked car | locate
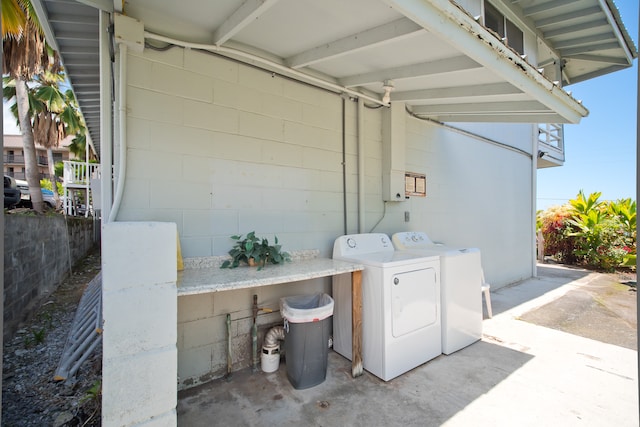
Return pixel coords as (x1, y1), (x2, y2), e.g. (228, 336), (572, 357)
(15, 179), (57, 209)
(4, 175), (22, 209)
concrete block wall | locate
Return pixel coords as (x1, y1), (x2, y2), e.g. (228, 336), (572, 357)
(102, 221), (177, 426)
(121, 47), (372, 256)
(113, 46), (536, 390)
(3, 215), (99, 341)
(177, 277), (327, 389)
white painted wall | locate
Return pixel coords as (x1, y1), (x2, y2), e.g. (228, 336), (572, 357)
(113, 46), (535, 388)
(402, 119), (535, 286)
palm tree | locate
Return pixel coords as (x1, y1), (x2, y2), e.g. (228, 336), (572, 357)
(5, 72), (87, 209)
(2, 0), (62, 213)
(32, 74), (84, 207)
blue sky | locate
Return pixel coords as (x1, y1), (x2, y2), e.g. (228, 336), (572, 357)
(4, 1), (638, 211)
(537, 0), (638, 211)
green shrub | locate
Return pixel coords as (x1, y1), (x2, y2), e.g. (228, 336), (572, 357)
(539, 191), (636, 271)
(538, 205), (580, 264)
(570, 215), (629, 271)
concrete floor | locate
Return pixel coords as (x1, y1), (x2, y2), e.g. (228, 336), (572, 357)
(177, 264), (638, 426)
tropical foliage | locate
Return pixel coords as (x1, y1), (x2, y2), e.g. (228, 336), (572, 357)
(2, 0), (86, 212)
(538, 191), (636, 271)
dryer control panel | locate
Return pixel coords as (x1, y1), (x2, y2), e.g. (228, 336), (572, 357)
(333, 233), (393, 257)
(392, 231), (434, 249)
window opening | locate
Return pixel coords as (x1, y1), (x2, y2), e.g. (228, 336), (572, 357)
(484, 1), (524, 54)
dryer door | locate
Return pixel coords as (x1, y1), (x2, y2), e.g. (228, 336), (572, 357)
(391, 267), (438, 337)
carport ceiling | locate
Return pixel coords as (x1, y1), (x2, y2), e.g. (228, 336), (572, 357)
(32, 0), (636, 159)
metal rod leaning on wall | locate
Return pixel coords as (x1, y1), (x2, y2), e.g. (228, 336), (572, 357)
(225, 313), (232, 381)
(252, 295), (259, 372)
(251, 295), (273, 373)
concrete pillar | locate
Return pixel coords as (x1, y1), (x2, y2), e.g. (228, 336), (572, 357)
(102, 222), (177, 426)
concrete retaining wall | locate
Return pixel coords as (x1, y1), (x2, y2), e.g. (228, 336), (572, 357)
(3, 214), (100, 341)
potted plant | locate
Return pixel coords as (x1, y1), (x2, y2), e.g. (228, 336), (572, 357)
(221, 231), (291, 270)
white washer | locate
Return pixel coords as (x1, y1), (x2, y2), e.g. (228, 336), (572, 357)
(392, 231), (482, 355)
(332, 233), (441, 381)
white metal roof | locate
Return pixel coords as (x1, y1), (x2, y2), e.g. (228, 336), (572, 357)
(32, 0), (636, 158)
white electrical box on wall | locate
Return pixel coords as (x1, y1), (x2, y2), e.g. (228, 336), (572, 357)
(382, 102), (407, 202)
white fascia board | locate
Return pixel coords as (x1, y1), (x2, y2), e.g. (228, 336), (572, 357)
(411, 100), (549, 115)
(426, 113), (566, 123)
(382, 0), (589, 123)
(599, 0), (636, 62)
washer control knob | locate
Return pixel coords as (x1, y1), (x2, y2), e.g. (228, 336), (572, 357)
(346, 238), (356, 248)
(394, 277), (399, 285)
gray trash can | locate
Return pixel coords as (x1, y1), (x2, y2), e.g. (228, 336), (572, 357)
(280, 293), (334, 389)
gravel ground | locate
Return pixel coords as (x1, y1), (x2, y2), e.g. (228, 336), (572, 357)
(2, 248), (102, 427)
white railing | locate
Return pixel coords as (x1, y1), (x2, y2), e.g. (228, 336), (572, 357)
(538, 123), (563, 151)
(62, 161), (101, 217)
(63, 161), (101, 186)
(537, 123), (565, 164)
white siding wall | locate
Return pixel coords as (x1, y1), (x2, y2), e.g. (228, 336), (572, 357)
(116, 47), (535, 388)
(403, 120), (535, 286)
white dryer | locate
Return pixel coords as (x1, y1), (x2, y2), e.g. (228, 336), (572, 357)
(392, 231), (482, 355)
(332, 233), (441, 381)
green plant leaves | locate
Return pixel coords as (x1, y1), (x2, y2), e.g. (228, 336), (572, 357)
(539, 192), (636, 271)
(220, 231), (291, 269)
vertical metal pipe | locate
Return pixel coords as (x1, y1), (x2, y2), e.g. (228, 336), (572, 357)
(342, 96), (348, 235)
(531, 124), (539, 278)
(357, 98), (365, 233)
(225, 313), (232, 381)
(252, 295), (258, 372)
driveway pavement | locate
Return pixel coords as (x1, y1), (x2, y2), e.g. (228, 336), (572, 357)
(177, 264), (638, 426)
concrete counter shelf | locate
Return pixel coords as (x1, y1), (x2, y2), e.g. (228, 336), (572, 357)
(177, 252), (365, 377)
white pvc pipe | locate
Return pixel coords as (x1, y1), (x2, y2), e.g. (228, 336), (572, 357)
(143, 31), (387, 107)
(108, 43), (128, 223)
(357, 98), (365, 233)
(99, 10), (113, 225)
